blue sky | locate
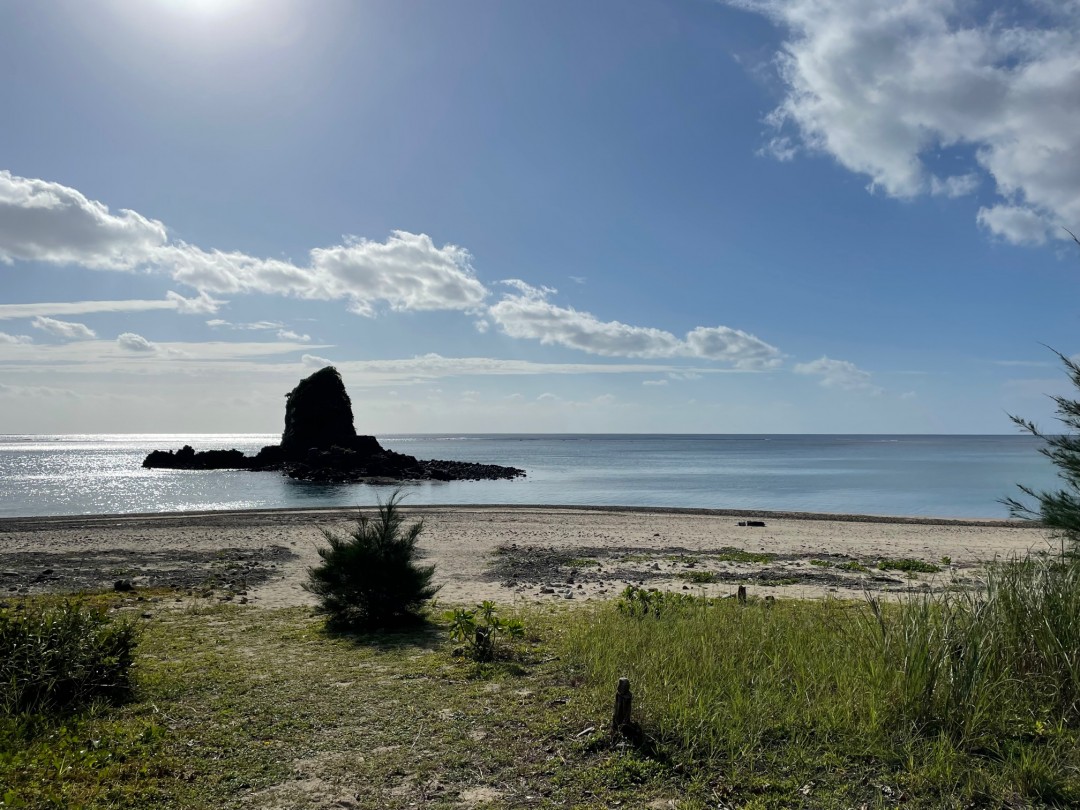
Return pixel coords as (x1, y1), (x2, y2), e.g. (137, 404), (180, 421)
(1, 0), (1078, 434)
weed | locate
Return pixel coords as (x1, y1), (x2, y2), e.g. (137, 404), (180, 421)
(0, 600), (137, 714)
(879, 558), (941, 574)
(678, 570), (717, 584)
(445, 601), (525, 662)
(715, 547), (775, 564)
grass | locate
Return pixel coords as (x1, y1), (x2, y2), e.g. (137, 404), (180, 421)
(561, 554), (1080, 807)
(879, 558), (942, 574)
(677, 570), (717, 584)
(837, 560), (869, 572)
(714, 546), (775, 564)
(5, 552), (1080, 807)
(0, 599), (137, 714)
(567, 557), (601, 568)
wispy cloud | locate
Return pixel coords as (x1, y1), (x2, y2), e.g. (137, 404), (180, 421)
(31, 316), (96, 340)
(794, 355), (882, 394)
(489, 280), (782, 367)
(0, 291), (223, 321)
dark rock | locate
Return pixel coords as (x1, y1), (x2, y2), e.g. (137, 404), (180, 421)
(114, 579), (134, 592)
(281, 366), (357, 454)
(141, 366), (525, 483)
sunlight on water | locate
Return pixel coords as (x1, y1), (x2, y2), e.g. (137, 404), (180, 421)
(0, 433), (1060, 519)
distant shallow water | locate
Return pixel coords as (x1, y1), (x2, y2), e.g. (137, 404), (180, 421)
(0, 433), (1059, 519)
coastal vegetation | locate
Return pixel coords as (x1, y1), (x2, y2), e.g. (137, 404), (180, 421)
(303, 493), (439, 630)
(0, 599), (136, 715)
(4, 364), (1080, 807)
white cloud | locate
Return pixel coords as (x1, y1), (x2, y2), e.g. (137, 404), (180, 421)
(0, 171), (489, 315)
(0, 296), (218, 321)
(643, 379), (669, 386)
(302, 353), (333, 368)
(166, 290), (225, 314)
(976, 204), (1052, 245)
(277, 329), (310, 342)
(794, 355), (883, 394)
(735, 0), (1080, 243)
(489, 281), (781, 367)
(207, 319), (284, 331)
(0, 331), (31, 344)
(116, 332), (157, 352)
(0, 170), (167, 268)
(31, 316), (96, 340)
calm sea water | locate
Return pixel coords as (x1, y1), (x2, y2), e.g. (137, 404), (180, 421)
(0, 434), (1060, 520)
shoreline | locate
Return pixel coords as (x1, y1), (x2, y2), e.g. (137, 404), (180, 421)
(0, 502), (1036, 531)
(0, 505), (1053, 609)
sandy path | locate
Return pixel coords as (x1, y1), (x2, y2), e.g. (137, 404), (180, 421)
(0, 506), (1055, 608)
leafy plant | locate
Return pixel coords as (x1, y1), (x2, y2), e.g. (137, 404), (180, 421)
(304, 492), (439, 630)
(446, 601), (524, 661)
(0, 600), (137, 714)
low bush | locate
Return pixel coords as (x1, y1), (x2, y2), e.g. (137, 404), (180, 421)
(0, 601), (137, 714)
(445, 600), (524, 661)
(304, 492), (440, 630)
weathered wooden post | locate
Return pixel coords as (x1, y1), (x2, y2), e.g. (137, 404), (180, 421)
(612, 677), (632, 733)
(737, 585), (747, 604)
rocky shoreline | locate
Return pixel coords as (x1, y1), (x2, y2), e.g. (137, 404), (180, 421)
(142, 366), (526, 484)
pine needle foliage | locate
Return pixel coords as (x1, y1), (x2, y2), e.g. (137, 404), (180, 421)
(304, 492), (439, 630)
(1002, 350), (1080, 547)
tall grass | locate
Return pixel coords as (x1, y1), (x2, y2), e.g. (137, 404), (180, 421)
(0, 601), (137, 714)
(562, 553), (1080, 803)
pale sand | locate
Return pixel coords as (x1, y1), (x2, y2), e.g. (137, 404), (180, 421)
(0, 506), (1056, 608)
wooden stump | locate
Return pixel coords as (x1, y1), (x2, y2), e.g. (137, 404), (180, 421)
(612, 677), (632, 733)
(737, 585), (747, 604)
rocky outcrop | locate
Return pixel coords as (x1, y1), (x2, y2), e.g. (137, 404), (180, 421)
(142, 366), (525, 483)
(280, 366), (357, 454)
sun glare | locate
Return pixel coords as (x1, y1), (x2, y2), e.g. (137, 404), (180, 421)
(157, 0), (253, 18)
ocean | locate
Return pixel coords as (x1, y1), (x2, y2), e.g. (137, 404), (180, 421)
(0, 434), (1060, 520)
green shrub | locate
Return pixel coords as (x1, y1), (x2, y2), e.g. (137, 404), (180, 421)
(305, 492), (439, 630)
(445, 601), (524, 662)
(0, 601), (137, 714)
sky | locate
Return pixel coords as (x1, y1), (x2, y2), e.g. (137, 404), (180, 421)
(1, 0), (1078, 434)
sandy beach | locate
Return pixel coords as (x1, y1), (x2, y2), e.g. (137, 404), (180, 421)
(0, 505), (1055, 608)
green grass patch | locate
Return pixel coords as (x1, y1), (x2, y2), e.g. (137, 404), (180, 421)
(567, 557), (601, 568)
(664, 554), (698, 565)
(837, 560), (869, 572)
(809, 559), (834, 568)
(677, 570), (717, 584)
(6, 553), (1080, 808)
(879, 558), (942, 574)
(561, 556), (1080, 807)
(714, 547), (775, 564)
(1, 599), (137, 714)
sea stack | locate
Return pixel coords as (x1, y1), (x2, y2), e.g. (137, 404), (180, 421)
(143, 366), (525, 483)
(280, 366), (357, 454)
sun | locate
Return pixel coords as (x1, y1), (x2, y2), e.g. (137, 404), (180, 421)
(156, 0), (253, 18)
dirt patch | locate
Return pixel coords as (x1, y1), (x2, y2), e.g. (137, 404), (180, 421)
(0, 545), (296, 597)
